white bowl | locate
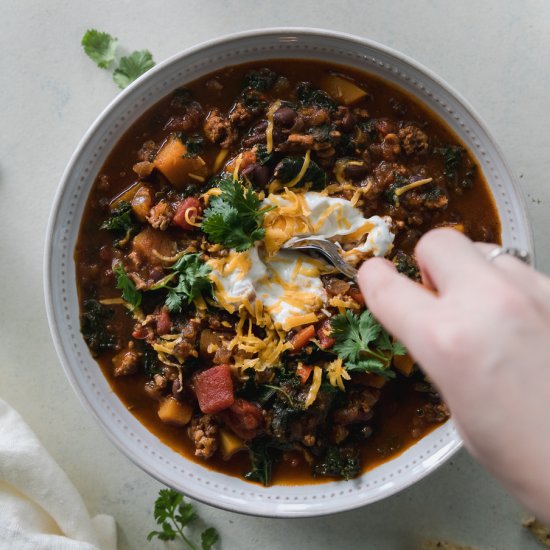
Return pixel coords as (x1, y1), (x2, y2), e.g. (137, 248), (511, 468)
(44, 28), (534, 517)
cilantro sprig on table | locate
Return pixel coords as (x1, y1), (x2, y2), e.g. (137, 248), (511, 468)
(147, 489), (219, 550)
(81, 29), (155, 89)
(113, 50), (155, 89)
(81, 30), (118, 68)
(331, 310), (406, 378)
(201, 178), (273, 251)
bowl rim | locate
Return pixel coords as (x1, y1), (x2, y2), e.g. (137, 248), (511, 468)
(44, 27), (534, 517)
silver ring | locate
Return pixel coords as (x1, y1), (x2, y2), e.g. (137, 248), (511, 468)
(486, 246), (532, 265)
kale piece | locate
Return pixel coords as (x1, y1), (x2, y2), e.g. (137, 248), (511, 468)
(274, 156), (327, 190)
(313, 446), (360, 480)
(81, 299), (115, 356)
(393, 251), (420, 281)
(296, 82), (338, 111)
(243, 68), (278, 91)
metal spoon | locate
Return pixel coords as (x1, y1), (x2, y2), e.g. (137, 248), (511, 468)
(282, 237), (358, 280)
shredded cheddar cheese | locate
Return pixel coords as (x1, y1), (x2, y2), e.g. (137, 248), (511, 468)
(188, 173), (206, 183)
(394, 177), (433, 197)
(286, 149), (311, 187)
(305, 366), (323, 408)
(183, 207), (202, 227)
(213, 148), (229, 172)
(326, 357), (351, 391)
(282, 312), (318, 331)
(265, 100), (281, 154)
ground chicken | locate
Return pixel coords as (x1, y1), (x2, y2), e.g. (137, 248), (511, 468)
(399, 125), (429, 155)
(146, 201), (172, 231)
(113, 350), (140, 377)
(187, 415), (218, 459)
(137, 140), (157, 162)
(203, 108), (237, 148)
(228, 102), (253, 127)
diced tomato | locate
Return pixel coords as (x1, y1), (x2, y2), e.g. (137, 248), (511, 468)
(132, 325), (149, 340)
(172, 197), (202, 230)
(317, 319), (335, 350)
(220, 398), (264, 440)
(290, 325), (315, 351)
(296, 364), (313, 385)
(348, 287), (365, 306)
(156, 307), (172, 336)
(194, 364), (235, 414)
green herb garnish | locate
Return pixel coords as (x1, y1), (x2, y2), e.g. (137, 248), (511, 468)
(81, 30), (155, 89)
(201, 178), (271, 251)
(331, 310), (405, 377)
(81, 299), (115, 356)
(113, 50), (155, 89)
(151, 254), (212, 313)
(147, 489), (219, 550)
(113, 263), (142, 311)
(81, 29), (118, 69)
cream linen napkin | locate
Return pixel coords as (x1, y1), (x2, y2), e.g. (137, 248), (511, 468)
(0, 398), (117, 550)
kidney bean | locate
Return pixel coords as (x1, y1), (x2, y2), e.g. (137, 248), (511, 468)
(274, 106), (297, 128)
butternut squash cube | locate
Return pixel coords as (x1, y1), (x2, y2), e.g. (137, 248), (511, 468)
(320, 74), (368, 105)
(157, 397), (193, 427)
(394, 353), (415, 377)
(154, 135), (208, 189)
(219, 428), (246, 460)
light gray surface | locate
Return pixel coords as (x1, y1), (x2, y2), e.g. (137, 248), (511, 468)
(1, 1), (549, 549)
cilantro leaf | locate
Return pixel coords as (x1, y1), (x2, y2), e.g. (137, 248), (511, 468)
(201, 527), (219, 550)
(147, 489), (219, 549)
(81, 29), (118, 69)
(113, 263), (142, 311)
(113, 50), (155, 89)
(162, 254), (213, 313)
(331, 310), (405, 377)
(202, 178), (270, 251)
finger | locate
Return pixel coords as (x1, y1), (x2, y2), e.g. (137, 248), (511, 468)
(415, 228), (494, 293)
(357, 257), (438, 344)
(475, 242), (550, 299)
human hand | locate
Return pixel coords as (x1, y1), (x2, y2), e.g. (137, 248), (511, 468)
(358, 228), (550, 521)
